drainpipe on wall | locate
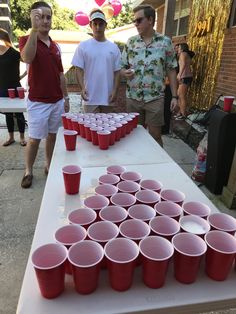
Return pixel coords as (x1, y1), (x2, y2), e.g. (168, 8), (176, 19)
(163, 0), (176, 37)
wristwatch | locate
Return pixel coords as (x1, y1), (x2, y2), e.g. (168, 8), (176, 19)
(172, 96), (179, 99)
(64, 96), (69, 100)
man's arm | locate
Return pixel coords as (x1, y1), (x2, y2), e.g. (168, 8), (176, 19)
(75, 67), (88, 101)
(60, 73), (70, 113)
(167, 68), (178, 112)
(21, 9), (42, 63)
(109, 70), (120, 103)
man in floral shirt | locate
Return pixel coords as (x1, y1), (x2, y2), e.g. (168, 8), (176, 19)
(121, 4), (178, 146)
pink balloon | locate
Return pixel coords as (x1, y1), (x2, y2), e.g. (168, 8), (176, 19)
(111, 0), (122, 16)
(95, 0), (106, 6)
(75, 11), (89, 26)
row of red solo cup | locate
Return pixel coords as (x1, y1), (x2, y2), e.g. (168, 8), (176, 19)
(7, 87), (25, 99)
(31, 164), (236, 299)
(31, 225), (236, 299)
(62, 112), (140, 150)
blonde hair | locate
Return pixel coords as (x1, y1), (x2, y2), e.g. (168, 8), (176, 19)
(0, 28), (12, 47)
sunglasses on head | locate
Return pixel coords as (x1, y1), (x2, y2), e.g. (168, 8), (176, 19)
(133, 17), (146, 25)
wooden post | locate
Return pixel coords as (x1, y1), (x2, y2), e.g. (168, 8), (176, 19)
(221, 148), (236, 209)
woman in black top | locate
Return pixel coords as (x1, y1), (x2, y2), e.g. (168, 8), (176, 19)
(0, 28), (27, 146)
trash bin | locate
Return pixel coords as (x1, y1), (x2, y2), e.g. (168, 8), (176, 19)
(205, 109), (236, 194)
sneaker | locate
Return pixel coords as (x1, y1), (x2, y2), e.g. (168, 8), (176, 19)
(21, 174), (33, 188)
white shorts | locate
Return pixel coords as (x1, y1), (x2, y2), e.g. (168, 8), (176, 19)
(27, 99), (64, 139)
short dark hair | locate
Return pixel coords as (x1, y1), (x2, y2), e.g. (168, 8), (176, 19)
(179, 43), (189, 51)
(179, 43), (195, 58)
(133, 4), (156, 25)
(31, 1), (52, 14)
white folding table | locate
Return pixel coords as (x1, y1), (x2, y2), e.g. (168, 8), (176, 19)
(55, 126), (173, 167)
(0, 97), (27, 113)
(16, 127), (236, 314)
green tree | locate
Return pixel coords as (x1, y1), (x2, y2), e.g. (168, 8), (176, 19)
(107, 0), (134, 29)
(10, 0), (78, 40)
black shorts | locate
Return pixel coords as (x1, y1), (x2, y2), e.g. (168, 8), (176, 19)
(180, 77), (193, 86)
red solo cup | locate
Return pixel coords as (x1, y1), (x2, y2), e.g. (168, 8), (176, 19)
(139, 236), (174, 288)
(120, 120), (128, 137)
(62, 165), (81, 195)
(84, 195), (109, 212)
(97, 130), (111, 150)
(68, 240), (104, 294)
(154, 201), (183, 221)
(104, 238), (139, 291)
(140, 179), (163, 193)
(179, 215), (210, 238)
(90, 126), (103, 145)
(99, 205), (128, 225)
(106, 126), (117, 145)
(87, 221), (119, 268)
(149, 216), (180, 241)
(8, 88), (15, 98)
(17, 86), (25, 99)
(63, 130), (78, 151)
(61, 113), (68, 129)
(117, 180), (140, 195)
(135, 190), (160, 207)
(84, 123), (93, 141)
(71, 118), (80, 134)
(68, 208), (97, 229)
(110, 192), (136, 209)
(183, 201), (211, 219)
(54, 224), (87, 274)
(160, 189), (185, 206)
(87, 221), (119, 245)
(95, 184), (118, 200)
(98, 174), (120, 185)
(54, 224), (87, 247)
(66, 115), (74, 130)
(114, 123), (122, 141)
(131, 112), (140, 128)
(223, 96), (234, 112)
(128, 204), (156, 222)
(119, 219), (150, 242)
(205, 230), (236, 281)
(106, 165), (126, 176)
(172, 233), (207, 284)
(31, 243), (67, 299)
(128, 113), (136, 130)
(207, 213), (236, 235)
(124, 116), (133, 134)
(78, 119), (86, 138)
(120, 171), (142, 183)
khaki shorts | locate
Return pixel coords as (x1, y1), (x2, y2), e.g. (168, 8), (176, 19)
(83, 104), (114, 113)
(126, 98), (164, 127)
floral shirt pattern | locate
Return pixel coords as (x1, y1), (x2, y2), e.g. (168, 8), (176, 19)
(121, 32), (177, 102)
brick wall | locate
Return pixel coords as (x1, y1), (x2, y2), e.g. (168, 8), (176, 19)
(214, 27), (236, 100)
(156, 6), (164, 33)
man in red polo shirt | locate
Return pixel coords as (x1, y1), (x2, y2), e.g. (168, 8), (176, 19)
(19, 1), (69, 188)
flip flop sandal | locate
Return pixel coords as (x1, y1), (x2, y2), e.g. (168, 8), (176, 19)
(20, 141), (27, 147)
(3, 139), (15, 146)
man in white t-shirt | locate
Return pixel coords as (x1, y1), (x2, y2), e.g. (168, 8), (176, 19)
(72, 9), (121, 113)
